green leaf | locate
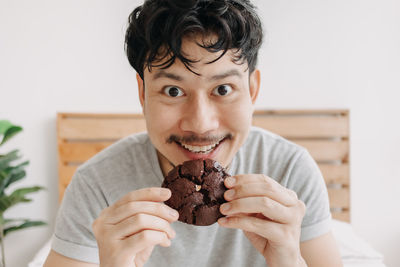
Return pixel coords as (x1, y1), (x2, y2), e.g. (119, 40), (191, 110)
(10, 186), (44, 197)
(0, 217), (27, 225)
(0, 196), (30, 213)
(3, 220), (46, 236)
(0, 160), (29, 194)
(0, 170), (26, 196)
(0, 120), (22, 146)
(0, 160), (28, 178)
(0, 121), (13, 135)
(0, 217), (34, 227)
(0, 186), (44, 213)
(0, 150), (21, 172)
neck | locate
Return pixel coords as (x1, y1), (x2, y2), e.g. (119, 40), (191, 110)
(156, 151), (176, 176)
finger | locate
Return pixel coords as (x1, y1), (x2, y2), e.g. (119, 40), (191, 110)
(220, 197), (293, 223)
(125, 230), (171, 255)
(107, 201), (179, 224)
(114, 188), (171, 208)
(225, 175), (298, 206)
(113, 213), (176, 239)
(218, 215), (285, 242)
(224, 182), (297, 207)
(226, 174), (281, 187)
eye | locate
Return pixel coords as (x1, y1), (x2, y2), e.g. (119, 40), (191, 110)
(212, 84), (233, 96)
(163, 86), (184, 97)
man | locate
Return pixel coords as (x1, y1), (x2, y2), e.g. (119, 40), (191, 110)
(45, 0), (342, 266)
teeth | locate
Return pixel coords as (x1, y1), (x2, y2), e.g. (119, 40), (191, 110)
(181, 140), (222, 154)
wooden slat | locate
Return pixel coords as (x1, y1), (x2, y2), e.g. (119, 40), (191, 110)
(319, 164), (349, 186)
(58, 116), (146, 140)
(60, 113), (143, 119)
(59, 141), (349, 165)
(58, 142), (114, 163)
(294, 140), (349, 162)
(58, 164), (78, 202)
(58, 183), (67, 203)
(59, 164), (78, 187)
(332, 210), (350, 222)
(254, 110), (349, 116)
(328, 187), (350, 209)
(62, 110), (348, 118)
(252, 115), (349, 138)
(58, 111), (349, 140)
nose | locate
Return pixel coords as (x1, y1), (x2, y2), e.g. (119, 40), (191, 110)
(179, 94), (219, 135)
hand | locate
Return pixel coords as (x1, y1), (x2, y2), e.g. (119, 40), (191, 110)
(92, 187), (179, 267)
(218, 175), (307, 267)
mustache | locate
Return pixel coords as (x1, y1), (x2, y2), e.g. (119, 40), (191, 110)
(166, 133), (232, 144)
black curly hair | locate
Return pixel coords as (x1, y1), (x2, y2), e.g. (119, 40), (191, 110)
(125, 0), (263, 79)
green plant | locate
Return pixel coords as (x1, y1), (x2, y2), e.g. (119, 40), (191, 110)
(0, 120), (46, 267)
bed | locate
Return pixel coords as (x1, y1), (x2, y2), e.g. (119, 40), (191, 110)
(28, 110), (386, 266)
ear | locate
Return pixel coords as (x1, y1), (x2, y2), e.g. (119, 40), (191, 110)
(136, 73), (145, 111)
(249, 69), (260, 105)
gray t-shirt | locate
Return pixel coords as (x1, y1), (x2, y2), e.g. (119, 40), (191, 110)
(52, 127), (331, 266)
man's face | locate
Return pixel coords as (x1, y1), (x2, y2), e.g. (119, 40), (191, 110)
(137, 36), (260, 175)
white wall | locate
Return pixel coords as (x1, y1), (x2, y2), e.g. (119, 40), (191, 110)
(1, 0), (399, 266)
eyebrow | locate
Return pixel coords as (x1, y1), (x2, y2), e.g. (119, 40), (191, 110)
(152, 69), (243, 82)
(153, 70), (183, 81)
(209, 69), (243, 81)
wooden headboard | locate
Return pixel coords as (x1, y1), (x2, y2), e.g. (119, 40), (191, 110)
(57, 109), (350, 222)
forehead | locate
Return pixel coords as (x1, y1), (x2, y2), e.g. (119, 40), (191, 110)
(144, 35), (248, 78)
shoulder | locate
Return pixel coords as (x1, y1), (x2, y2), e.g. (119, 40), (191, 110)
(244, 126), (307, 159)
(69, 132), (157, 195)
(64, 132), (160, 205)
(232, 127), (308, 178)
(77, 132), (151, 175)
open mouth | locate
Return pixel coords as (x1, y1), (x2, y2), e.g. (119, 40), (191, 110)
(176, 137), (226, 154)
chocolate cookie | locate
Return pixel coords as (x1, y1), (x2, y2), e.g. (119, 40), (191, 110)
(162, 159), (229, 226)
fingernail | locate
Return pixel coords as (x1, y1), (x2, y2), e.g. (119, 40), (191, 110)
(161, 188), (170, 197)
(225, 189), (235, 199)
(170, 209), (179, 218)
(225, 177), (236, 186)
(220, 203), (231, 213)
(218, 217), (228, 224)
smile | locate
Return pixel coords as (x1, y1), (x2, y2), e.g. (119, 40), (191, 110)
(178, 138), (225, 154)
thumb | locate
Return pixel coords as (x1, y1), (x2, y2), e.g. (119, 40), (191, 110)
(244, 230), (267, 256)
(134, 246), (155, 267)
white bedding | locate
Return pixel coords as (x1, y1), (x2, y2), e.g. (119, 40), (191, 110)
(29, 219), (385, 267)
(331, 219), (385, 267)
